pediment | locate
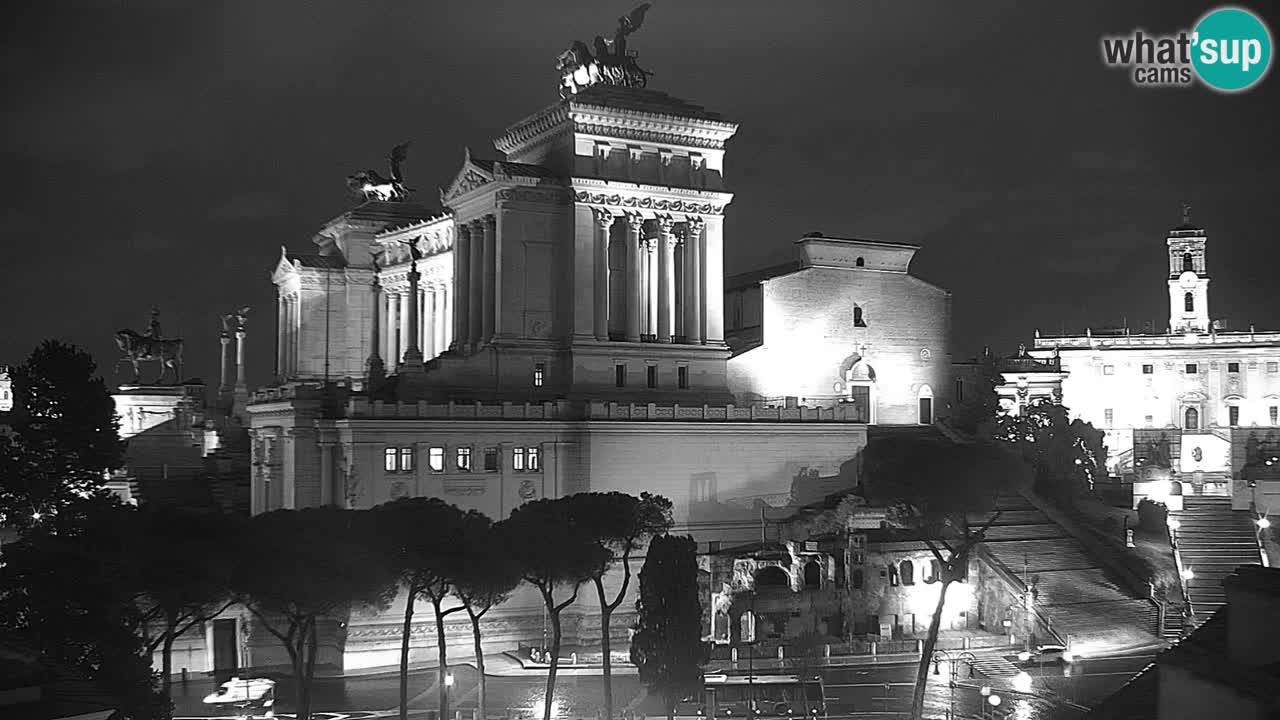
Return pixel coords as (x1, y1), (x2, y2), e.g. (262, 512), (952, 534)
(440, 148), (495, 205)
(271, 246), (299, 284)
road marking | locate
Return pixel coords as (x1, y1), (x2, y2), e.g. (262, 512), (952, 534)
(827, 681), (915, 688)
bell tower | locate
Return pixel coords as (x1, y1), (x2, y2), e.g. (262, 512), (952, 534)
(1167, 203), (1210, 334)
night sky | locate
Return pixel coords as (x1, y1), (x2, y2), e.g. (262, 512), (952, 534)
(3, 1), (1279, 389)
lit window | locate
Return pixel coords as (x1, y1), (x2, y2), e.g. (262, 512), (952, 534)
(1103, 365), (1114, 375)
(484, 447), (499, 472)
(1186, 363), (1198, 374)
(534, 362), (545, 387)
(646, 365), (657, 389)
(615, 363), (626, 387)
(1104, 408), (1114, 425)
(1270, 362), (1279, 373)
(1142, 364), (1154, 374)
(1184, 292), (1194, 312)
(1271, 406), (1278, 425)
(513, 447), (526, 471)
(428, 447), (445, 473)
(1228, 362), (1240, 373)
(384, 448), (398, 472)
(456, 447), (472, 472)
(399, 447), (414, 472)
(527, 446), (540, 471)
(678, 366), (689, 389)
(888, 567), (899, 587)
(1229, 406), (1240, 427)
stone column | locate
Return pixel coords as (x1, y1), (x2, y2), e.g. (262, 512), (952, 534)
(220, 332), (232, 391)
(646, 239), (659, 339)
(367, 273), (384, 385)
(442, 284), (452, 350)
(593, 209), (614, 340)
(275, 295), (286, 380)
(468, 219), (484, 347)
(387, 291), (400, 369)
(403, 263), (423, 366)
(398, 289), (413, 365)
(285, 295), (296, 377)
(625, 214), (643, 342)
(480, 215), (496, 345)
(684, 218), (704, 345)
(235, 329), (247, 389)
(422, 284), (433, 359)
(453, 224), (471, 351)
(434, 286), (446, 357)
(704, 216), (725, 343)
(657, 216), (676, 343)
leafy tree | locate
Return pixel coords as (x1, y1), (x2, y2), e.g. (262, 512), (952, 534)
(860, 433), (1028, 720)
(370, 498), (477, 720)
(133, 506), (239, 705)
(0, 340), (123, 531)
(0, 495), (166, 718)
(233, 508), (397, 720)
(995, 398), (1107, 508)
(451, 515), (522, 720)
(503, 497), (610, 720)
(630, 534), (705, 720)
(569, 491), (673, 720)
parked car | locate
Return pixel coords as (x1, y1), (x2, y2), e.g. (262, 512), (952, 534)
(1034, 644), (1072, 663)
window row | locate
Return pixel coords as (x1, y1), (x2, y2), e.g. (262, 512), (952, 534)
(1109, 361), (1280, 375)
(614, 362), (690, 389)
(384, 445), (541, 474)
(1110, 405), (1280, 430)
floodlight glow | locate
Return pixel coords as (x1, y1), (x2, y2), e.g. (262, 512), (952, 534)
(989, 694), (1002, 707)
(1017, 651), (1032, 662)
(980, 686), (991, 696)
(1012, 672), (1032, 693)
(1181, 567), (1195, 581)
(445, 673), (454, 687)
(1258, 517), (1271, 529)
(1167, 518), (1181, 531)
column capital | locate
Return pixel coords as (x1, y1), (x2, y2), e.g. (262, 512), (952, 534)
(625, 212), (645, 232)
(481, 214), (497, 230)
(685, 216), (706, 235)
(657, 215), (677, 235)
(593, 207), (616, 229)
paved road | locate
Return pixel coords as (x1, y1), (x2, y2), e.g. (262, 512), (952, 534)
(171, 650), (1156, 719)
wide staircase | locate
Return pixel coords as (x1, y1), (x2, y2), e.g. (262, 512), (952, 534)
(1170, 495), (1264, 625)
(978, 495), (1159, 649)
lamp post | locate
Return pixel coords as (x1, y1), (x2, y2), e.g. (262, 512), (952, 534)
(444, 672), (454, 719)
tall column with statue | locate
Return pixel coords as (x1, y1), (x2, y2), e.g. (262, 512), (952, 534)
(367, 253), (385, 389)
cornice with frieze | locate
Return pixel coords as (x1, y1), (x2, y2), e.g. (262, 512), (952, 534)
(495, 187), (574, 207)
(494, 103), (572, 155)
(572, 185), (731, 217)
(574, 121), (729, 151)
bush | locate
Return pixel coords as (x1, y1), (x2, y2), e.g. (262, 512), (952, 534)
(1137, 499), (1169, 533)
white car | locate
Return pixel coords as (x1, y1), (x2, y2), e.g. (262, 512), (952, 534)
(1034, 644), (1074, 663)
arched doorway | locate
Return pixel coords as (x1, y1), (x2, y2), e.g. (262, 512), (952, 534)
(755, 566), (789, 589)
(1185, 407), (1200, 431)
(803, 560), (821, 589)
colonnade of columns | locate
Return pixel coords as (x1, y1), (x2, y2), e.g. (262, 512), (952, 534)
(451, 215), (497, 352)
(276, 292), (301, 378)
(378, 282), (452, 369)
(594, 209), (709, 344)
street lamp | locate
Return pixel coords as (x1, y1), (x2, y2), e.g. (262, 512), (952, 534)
(1181, 567), (1195, 581)
(444, 672), (454, 718)
(1012, 671), (1032, 693)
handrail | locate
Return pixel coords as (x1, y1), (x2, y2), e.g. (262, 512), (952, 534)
(974, 545), (1066, 646)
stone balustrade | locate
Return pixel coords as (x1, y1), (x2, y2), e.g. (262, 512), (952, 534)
(1034, 330), (1280, 350)
(250, 385), (869, 422)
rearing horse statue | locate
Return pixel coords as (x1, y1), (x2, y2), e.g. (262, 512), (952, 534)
(114, 329), (184, 385)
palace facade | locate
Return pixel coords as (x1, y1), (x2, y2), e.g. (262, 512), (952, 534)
(1024, 214), (1280, 510)
(166, 52), (965, 676)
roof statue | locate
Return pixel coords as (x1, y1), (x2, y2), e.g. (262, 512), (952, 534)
(1181, 202), (1193, 226)
(221, 306), (251, 335)
(347, 142), (413, 202)
(115, 307), (184, 385)
(557, 3), (653, 99)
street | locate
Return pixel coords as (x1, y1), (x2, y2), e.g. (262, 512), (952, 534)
(170, 649), (1155, 720)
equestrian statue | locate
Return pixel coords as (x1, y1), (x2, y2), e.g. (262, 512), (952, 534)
(115, 307), (184, 385)
(347, 142), (412, 202)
